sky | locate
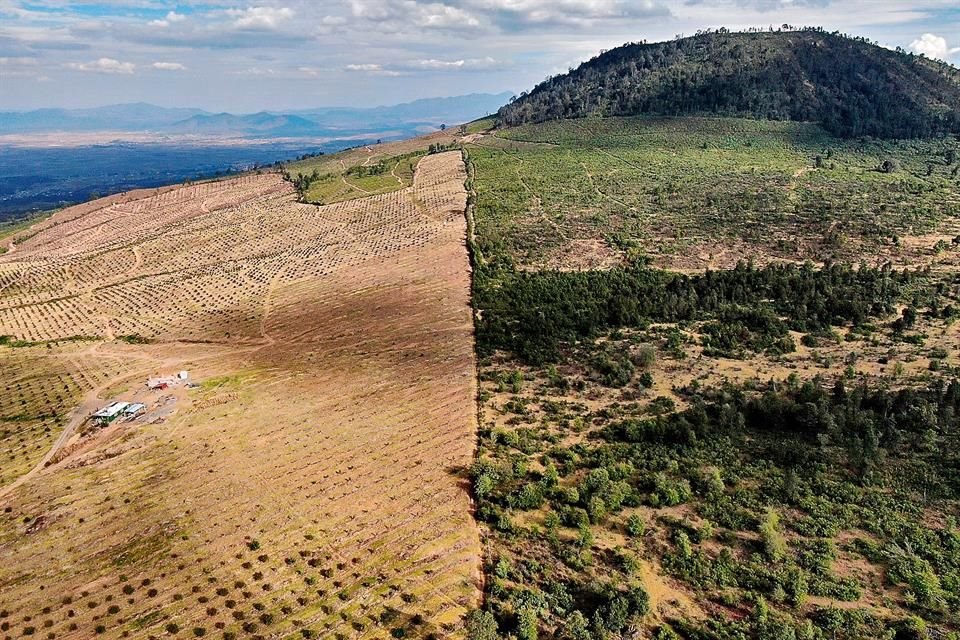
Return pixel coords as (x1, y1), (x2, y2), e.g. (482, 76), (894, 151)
(0, 0), (958, 112)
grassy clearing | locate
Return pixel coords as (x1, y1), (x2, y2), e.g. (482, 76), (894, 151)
(0, 211), (54, 253)
(466, 117), (496, 134)
(467, 116), (960, 271)
(300, 152), (423, 205)
(199, 371), (256, 391)
(284, 129), (462, 205)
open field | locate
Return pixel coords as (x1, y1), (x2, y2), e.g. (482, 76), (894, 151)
(297, 152), (424, 206)
(466, 117), (960, 272)
(0, 152), (481, 639)
(286, 131), (461, 206)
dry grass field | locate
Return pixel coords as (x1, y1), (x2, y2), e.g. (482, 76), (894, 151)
(0, 152), (481, 639)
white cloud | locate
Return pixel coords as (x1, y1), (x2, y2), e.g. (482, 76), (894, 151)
(232, 66), (278, 76)
(418, 58), (466, 68)
(0, 57), (39, 66)
(225, 7), (295, 30)
(151, 61), (186, 71)
(347, 0), (670, 34)
(315, 15), (348, 34)
(414, 3), (481, 29)
(345, 63), (382, 71)
(345, 62), (403, 76)
(342, 55), (497, 75)
(350, 1), (482, 32)
(65, 57), (135, 74)
(910, 33), (960, 61)
(413, 56), (496, 69)
(468, 0), (666, 23)
(149, 11), (187, 27)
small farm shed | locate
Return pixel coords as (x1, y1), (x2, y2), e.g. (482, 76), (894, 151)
(147, 371), (188, 390)
(93, 401), (129, 426)
(123, 403), (146, 419)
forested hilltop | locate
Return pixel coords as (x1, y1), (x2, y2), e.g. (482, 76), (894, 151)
(498, 28), (960, 139)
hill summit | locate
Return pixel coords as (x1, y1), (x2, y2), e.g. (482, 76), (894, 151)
(498, 28), (960, 138)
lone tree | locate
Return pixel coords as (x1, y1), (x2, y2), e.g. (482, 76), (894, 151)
(879, 158), (900, 173)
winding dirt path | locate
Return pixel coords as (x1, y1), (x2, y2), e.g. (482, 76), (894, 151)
(581, 161), (638, 212)
(339, 158), (373, 194)
(515, 155), (567, 241)
(391, 159), (404, 185)
(0, 369), (141, 499)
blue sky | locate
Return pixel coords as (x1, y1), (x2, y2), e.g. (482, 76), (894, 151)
(0, 0), (958, 112)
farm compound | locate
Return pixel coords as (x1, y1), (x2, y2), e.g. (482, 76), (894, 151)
(92, 401), (147, 426)
(92, 401), (129, 425)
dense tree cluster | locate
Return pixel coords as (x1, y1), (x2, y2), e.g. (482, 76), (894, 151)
(476, 260), (912, 363)
(280, 167), (319, 200)
(498, 29), (960, 139)
(344, 162), (389, 178)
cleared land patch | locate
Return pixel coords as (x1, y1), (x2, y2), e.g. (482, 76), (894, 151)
(0, 152), (481, 639)
(467, 117), (960, 272)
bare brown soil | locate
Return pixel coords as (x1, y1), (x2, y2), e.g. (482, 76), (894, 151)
(0, 152), (480, 639)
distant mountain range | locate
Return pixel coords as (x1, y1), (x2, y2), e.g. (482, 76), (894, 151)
(0, 93), (514, 139)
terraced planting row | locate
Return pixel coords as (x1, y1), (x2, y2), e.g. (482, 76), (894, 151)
(0, 151), (481, 639)
(0, 346), (138, 487)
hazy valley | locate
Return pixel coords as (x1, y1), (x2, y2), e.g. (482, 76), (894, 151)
(0, 94), (511, 220)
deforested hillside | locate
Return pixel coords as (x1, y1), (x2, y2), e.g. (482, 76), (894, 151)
(0, 150), (481, 639)
(498, 28), (960, 138)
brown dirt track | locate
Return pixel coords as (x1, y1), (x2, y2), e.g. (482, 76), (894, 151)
(0, 152), (481, 639)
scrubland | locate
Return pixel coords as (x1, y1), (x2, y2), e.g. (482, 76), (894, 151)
(465, 117), (960, 640)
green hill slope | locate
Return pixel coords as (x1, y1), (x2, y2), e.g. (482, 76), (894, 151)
(498, 28), (960, 139)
